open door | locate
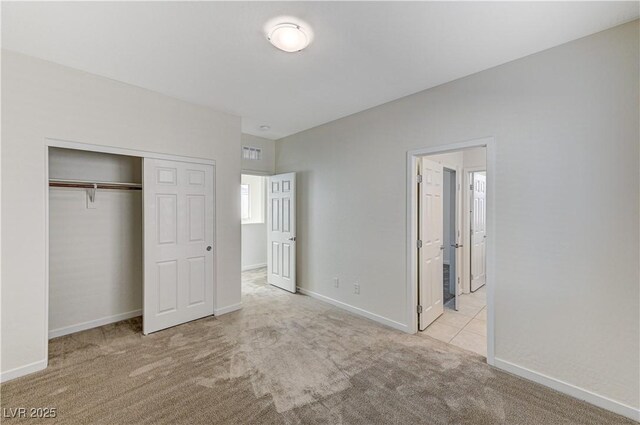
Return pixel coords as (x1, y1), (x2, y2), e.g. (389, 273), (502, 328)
(143, 158), (215, 334)
(471, 172), (487, 291)
(453, 166), (463, 311)
(418, 158), (444, 330)
(267, 173), (296, 293)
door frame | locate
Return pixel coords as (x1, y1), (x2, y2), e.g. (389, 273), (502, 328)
(406, 136), (495, 365)
(462, 166), (486, 294)
(240, 171), (272, 272)
(44, 138), (217, 366)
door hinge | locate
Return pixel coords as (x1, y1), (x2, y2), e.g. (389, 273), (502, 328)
(417, 305), (423, 314)
(417, 175), (423, 184)
(417, 240), (423, 249)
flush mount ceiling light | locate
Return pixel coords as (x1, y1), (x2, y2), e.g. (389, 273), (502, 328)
(259, 125), (271, 131)
(267, 22), (311, 52)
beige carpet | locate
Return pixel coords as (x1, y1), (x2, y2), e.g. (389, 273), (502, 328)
(1, 268), (633, 424)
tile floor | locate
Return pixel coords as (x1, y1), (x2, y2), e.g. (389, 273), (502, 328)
(421, 285), (487, 357)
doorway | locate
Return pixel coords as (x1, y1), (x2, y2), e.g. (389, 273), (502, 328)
(241, 173), (268, 272)
(48, 147), (143, 339)
(407, 139), (493, 361)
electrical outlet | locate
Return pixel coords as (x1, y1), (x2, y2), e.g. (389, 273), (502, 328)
(333, 277), (339, 288)
(354, 282), (360, 294)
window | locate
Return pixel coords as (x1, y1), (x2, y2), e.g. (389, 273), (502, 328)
(241, 175), (265, 224)
(242, 146), (262, 160)
(241, 184), (250, 220)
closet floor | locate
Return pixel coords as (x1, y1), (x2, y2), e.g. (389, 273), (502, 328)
(0, 269), (632, 425)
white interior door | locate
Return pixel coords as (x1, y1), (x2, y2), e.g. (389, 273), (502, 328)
(143, 158), (215, 334)
(471, 172), (487, 292)
(419, 158), (444, 330)
(267, 173), (296, 293)
(454, 167), (463, 311)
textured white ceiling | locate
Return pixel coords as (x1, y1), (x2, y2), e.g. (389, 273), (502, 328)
(2, 2), (638, 139)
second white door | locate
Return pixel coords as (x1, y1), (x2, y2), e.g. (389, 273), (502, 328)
(267, 173), (296, 293)
(471, 172), (487, 291)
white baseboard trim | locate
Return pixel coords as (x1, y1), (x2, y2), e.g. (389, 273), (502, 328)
(0, 359), (47, 383)
(214, 303), (242, 316)
(297, 287), (409, 333)
(494, 357), (640, 422)
(241, 263), (267, 272)
(49, 309), (142, 339)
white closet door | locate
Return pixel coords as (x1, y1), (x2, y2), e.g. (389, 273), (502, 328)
(143, 158), (215, 334)
(419, 158), (444, 330)
(471, 172), (487, 292)
(267, 173), (296, 293)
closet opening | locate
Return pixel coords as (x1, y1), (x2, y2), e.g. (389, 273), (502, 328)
(48, 147), (144, 339)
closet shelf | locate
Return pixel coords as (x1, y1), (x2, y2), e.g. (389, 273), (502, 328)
(49, 179), (142, 190)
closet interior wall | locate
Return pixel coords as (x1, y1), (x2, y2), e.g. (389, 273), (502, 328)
(48, 147), (143, 338)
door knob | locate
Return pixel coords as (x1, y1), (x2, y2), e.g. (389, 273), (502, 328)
(289, 237), (297, 241)
(206, 246), (212, 251)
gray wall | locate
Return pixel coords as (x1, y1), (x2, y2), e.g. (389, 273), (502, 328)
(1, 50), (242, 379)
(241, 133), (276, 175)
(276, 21), (639, 410)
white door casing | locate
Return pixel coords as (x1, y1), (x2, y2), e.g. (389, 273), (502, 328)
(419, 158), (444, 330)
(471, 172), (487, 291)
(267, 173), (296, 293)
(143, 158), (215, 334)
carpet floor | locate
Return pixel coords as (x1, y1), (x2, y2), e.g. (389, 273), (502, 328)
(0, 268), (633, 424)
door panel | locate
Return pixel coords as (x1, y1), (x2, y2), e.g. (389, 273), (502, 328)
(157, 260), (178, 313)
(454, 167), (463, 311)
(267, 173), (296, 292)
(157, 195), (177, 244)
(144, 158), (214, 334)
(471, 172), (487, 291)
(187, 195), (205, 242)
(419, 159), (444, 330)
(187, 256), (206, 306)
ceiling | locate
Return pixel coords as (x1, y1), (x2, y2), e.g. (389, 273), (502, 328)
(2, 2), (638, 140)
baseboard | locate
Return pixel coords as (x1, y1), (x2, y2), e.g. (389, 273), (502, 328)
(241, 263), (267, 272)
(296, 287), (409, 333)
(49, 309), (142, 339)
(494, 358), (640, 422)
(0, 359), (47, 383)
(214, 303), (242, 315)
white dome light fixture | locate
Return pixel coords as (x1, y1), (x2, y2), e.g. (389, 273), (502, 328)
(267, 22), (310, 53)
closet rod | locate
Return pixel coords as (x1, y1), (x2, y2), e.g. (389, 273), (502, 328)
(49, 179), (142, 190)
